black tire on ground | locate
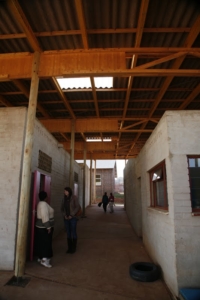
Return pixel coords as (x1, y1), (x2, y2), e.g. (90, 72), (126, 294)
(129, 262), (160, 282)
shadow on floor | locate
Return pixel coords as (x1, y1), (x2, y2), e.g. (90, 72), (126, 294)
(0, 204), (173, 300)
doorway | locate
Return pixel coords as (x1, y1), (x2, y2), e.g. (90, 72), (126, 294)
(29, 170), (51, 261)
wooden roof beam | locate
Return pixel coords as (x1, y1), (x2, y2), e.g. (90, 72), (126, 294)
(90, 77), (100, 117)
(51, 78), (76, 119)
(179, 83), (200, 110)
(0, 94), (13, 107)
(118, 0), (149, 156)
(126, 15), (200, 159)
(0, 28), (192, 40)
(74, 0), (89, 49)
(135, 52), (188, 69)
(7, 0), (42, 52)
(12, 79), (50, 118)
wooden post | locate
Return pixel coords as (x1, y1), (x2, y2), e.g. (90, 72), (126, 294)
(14, 52), (40, 278)
(82, 143), (86, 216)
(93, 160), (96, 204)
(90, 158), (92, 206)
(70, 120), (75, 189)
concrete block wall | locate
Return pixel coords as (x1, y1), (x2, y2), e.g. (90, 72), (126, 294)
(124, 111), (200, 297)
(166, 111), (200, 289)
(32, 119), (70, 237)
(0, 107), (27, 270)
(77, 163), (90, 209)
(0, 107), (83, 270)
(124, 159), (142, 237)
(124, 112), (178, 294)
(95, 169), (115, 197)
(32, 119), (83, 237)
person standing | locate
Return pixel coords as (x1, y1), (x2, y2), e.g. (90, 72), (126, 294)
(108, 192), (115, 213)
(102, 192), (109, 213)
(35, 191), (54, 268)
(61, 187), (81, 254)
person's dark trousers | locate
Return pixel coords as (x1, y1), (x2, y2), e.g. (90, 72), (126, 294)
(103, 203), (107, 212)
(64, 217), (78, 253)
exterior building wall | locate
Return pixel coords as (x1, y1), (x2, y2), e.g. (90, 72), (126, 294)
(124, 111), (200, 297)
(0, 107), (83, 270)
(92, 169), (115, 198)
(77, 163), (90, 209)
(124, 159), (142, 237)
(32, 119), (83, 237)
(0, 107), (27, 270)
(167, 111), (200, 289)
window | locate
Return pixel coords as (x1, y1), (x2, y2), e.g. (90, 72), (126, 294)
(188, 156), (200, 212)
(149, 161), (168, 210)
(96, 174), (101, 186)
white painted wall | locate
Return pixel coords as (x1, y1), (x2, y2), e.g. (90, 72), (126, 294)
(0, 108), (27, 270)
(167, 111), (200, 289)
(124, 111), (200, 296)
(32, 119), (83, 237)
(0, 107), (83, 270)
(124, 159), (142, 237)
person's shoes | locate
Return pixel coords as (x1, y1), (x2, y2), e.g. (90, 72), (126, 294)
(40, 258), (52, 268)
(71, 239), (77, 254)
(37, 258), (41, 262)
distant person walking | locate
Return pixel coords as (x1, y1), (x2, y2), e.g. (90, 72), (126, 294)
(108, 192), (115, 213)
(102, 192), (109, 213)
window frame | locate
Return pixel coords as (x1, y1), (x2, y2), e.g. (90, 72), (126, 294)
(187, 155), (200, 212)
(95, 174), (101, 186)
(149, 160), (168, 210)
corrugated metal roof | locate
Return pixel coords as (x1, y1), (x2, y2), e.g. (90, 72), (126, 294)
(0, 0), (199, 159)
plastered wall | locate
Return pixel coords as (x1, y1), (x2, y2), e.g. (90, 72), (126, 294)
(124, 159), (142, 237)
(124, 111), (200, 296)
(0, 107), (27, 270)
(0, 107), (83, 270)
(32, 119), (83, 237)
(166, 111), (200, 289)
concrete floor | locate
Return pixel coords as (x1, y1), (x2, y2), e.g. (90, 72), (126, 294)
(0, 204), (173, 300)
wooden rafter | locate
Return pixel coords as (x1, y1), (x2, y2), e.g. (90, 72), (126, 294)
(0, 94), (13, 107)
(90, 77), (100, 117)
(74, 0), (88, 49)
(0, 28), (192, 40)
(7, 0), (41, 52)
(179, 83), (200, 110)
(12, 79), (50, 118)
(125, 14), (200, 158)
(119, 0), (149, 156)
(51, 78), (76, 119)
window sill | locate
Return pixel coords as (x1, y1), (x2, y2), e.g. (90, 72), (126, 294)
(191, 213), (200, 216)
(147, 207), (169, 215)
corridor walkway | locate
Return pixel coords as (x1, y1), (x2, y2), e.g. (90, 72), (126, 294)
(0, 204), (172, 300)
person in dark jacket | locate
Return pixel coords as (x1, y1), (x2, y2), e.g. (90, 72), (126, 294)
(61, 187), (81, 254)
(102, 192), (109, 213)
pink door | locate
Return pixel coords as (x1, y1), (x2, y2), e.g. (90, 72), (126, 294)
(44, 175), (51, 205)
(30, 171), (51, 261)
